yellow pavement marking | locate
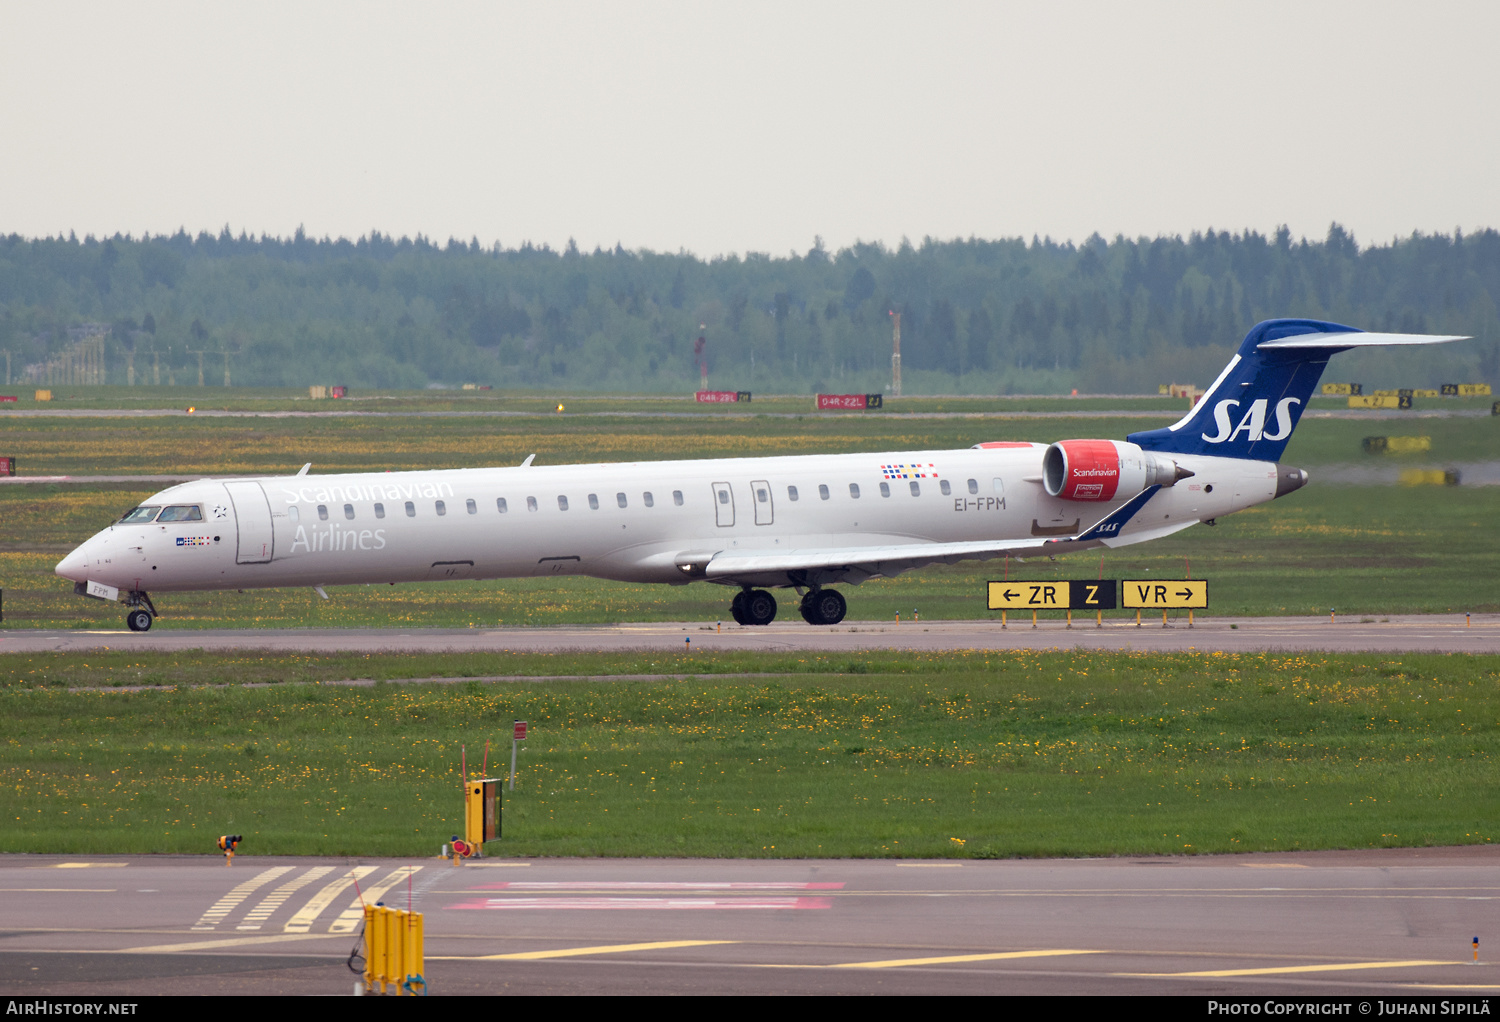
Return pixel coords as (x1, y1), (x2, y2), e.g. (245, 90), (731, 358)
(1129, 959), (1456, 978)
(896, 863), (963, 868)
(445, 940), (739, 961)
(122, 933), (346, 953)
(459, 862), (532, 867)
(44, 863), (128, 869)
(1242, 864), (1309, 869)
(283, 866), (377, 933)
(836, 949), (1102, 969)
(328, 866), (422, 934)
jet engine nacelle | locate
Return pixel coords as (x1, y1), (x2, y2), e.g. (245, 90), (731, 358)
(1042, 439), (1189, 502)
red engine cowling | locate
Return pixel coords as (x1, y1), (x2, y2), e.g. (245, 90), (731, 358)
(1042, 439), (1187, 501)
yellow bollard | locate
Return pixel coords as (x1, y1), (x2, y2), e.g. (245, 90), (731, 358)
(363, 904), (381, 994)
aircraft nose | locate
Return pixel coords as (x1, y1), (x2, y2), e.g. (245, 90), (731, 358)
(55, 545), (89, 582)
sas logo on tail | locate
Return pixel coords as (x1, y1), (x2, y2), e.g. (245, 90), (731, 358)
(1201, 397), (1299, 444)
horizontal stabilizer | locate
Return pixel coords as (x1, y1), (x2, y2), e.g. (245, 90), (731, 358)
(1257, 332), (1468, 349)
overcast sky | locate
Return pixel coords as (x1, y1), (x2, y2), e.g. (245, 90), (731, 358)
(2, 2), (1495, 257)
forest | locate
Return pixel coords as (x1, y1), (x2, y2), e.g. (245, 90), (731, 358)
(1, 223), (1497, 394)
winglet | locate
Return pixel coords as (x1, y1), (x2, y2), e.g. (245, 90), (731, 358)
(296, 463), (311, 476)
(521, 454), (536, 468)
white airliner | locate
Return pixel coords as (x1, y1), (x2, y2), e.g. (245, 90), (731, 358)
(55, 319), (1466, 631)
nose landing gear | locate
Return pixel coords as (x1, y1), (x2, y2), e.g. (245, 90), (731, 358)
(124, 590), (158, 632)
(799, 588), (847, 625)
(729, 588), (778, 626)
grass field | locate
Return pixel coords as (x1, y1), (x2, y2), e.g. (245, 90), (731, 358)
(2, 650), (1495, 858)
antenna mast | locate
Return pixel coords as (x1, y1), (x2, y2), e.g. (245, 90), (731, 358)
(889, 311), (902, 398)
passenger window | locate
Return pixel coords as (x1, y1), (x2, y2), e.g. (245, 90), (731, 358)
(588, 493), (599, 510)
(558, 495), (569, 511)
(617, 492), (627, 508)
(466, 498), (477, 515)
(819, 484), (830, 500)
(527, 496), (538, 512)
(717, 490), (729, 505)
(405, 501), (416, 517)
(879, 482), (890, 497)
(673, 490), (683, 506)
(120, 506), (161, 523)
(436, 500), (447, 516)
(344, 503), (355, 520)
(644, 492), (654, 507)
(910, 481), (920, 497)
(373, 503), (384, 519)
(849, 483), (860, 498)
(940, 480), (951, 496)
(497, 497), (508, 513)
(968, 478), (979, 494)
(158, 505), (203, 522)
(756, 487), (768, 503)
(788, 485), (799, 501)
(993, 477), (1005, 494)
(288, 506), (300, 522)
(317, 504), (329, 521)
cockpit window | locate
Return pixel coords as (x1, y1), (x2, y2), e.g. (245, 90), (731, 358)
(120, 506), (161, 523)
(157, 505), (204, 522)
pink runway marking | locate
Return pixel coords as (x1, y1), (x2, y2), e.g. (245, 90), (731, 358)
(447, 896), (834, 911)
(470, 881), (845, 891)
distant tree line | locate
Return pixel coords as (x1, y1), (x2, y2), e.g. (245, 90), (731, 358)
(0, 223), (1496, 393)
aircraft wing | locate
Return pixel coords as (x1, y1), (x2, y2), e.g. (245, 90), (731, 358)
(699, 536), (1059, 586)
(696, 484), (1183, 586)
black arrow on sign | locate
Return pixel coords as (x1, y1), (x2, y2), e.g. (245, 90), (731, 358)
(1177, 588), (1195, 599)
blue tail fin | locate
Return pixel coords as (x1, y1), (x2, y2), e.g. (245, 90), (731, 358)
(1127, 318), (1363, 461)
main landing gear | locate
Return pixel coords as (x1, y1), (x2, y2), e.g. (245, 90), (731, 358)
(799, 588), (846, 626)
(124, 590), (158, 632)
(728, 587), (847, 626)
(730, 588), (778, 626)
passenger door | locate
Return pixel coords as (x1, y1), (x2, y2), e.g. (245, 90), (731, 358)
(222, 481), (274, 564)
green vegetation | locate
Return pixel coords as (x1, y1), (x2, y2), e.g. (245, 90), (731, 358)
(3, 226), (1497, 394)
(3, 650), (1496, 858)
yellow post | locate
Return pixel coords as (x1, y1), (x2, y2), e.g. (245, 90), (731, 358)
(404, 911), (425, 994)
(1031, 610), (1037, 629)
(1066, 609), (1072, 629)
(1000, 610), (1006, 629)
(1162, 610), (1168, 628)
(1096, 610), (1102, 629)
(1136, 610), (1141, 628)
(363, 904), (381, 994)
(1188, 610), (1194, 629)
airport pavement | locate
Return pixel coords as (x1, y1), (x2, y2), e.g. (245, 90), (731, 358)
(1, 848), (1497, 996)
(3, 614), (1499, 655)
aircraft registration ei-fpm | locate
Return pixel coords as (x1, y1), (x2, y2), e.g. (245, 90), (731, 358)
(55, 318), (1467, 631)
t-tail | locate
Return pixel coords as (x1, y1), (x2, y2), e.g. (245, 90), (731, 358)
(1126, 318), (1468, 462)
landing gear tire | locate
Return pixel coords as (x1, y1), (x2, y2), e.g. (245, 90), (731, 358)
(730, 590), (748, 626)
(126, 608), (154, 632)
(741, 589), (778, 626)
(799, 588), (846, 625)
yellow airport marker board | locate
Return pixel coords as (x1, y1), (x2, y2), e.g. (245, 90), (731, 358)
(988, 580), (1117, 610)
(1122, 580), (1208, 609)
(1349, 394), (1409, 409)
